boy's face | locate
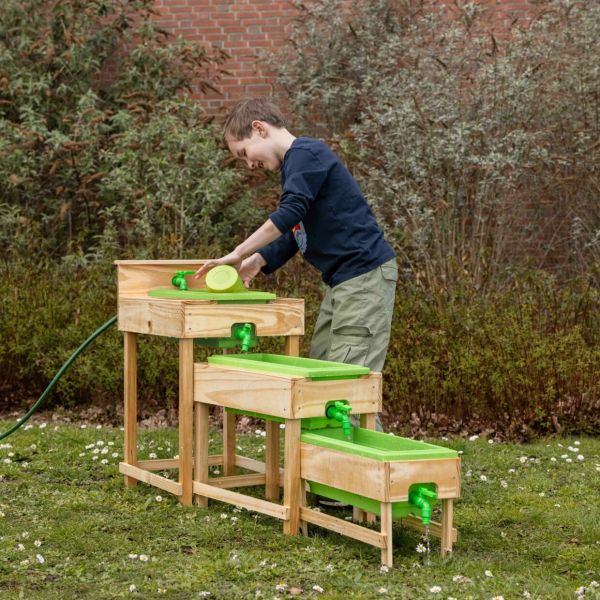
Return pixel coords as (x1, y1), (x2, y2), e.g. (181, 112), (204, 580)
(227, 122), (281, 172)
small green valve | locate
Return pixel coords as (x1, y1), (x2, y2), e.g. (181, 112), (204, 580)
(325, 401), (353, 439)
(232, 323), (255, 352)
(171, 270), (196, 291)
(408, 485), (438, 525)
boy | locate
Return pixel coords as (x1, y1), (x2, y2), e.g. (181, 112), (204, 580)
(194, 98), (397, 431)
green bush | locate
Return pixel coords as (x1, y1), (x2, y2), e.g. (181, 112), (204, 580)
(273, 0), (600, 290)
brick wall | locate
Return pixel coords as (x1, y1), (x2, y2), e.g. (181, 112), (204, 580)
(152, 0), (538, 114)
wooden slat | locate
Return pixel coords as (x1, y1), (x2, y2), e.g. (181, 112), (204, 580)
(115, 261), (208, 296)
(208, 473), (266, 489)
(388, 458), (461, 501)
(292, 373), (382, 418)
(123, 332), (137, 489)
(300, 443), (388, 501)
(193, 481), (289, 520)
(137, 458), (179, 471)
(119, 462), (182, 496)
(402, 516), (458, 544)
(194, 364), (295, 418)
(184, 298), (304, 338)
(118, 297), (185, 337)
(235, 455), (284, 477)
(300, 507), (386, 548)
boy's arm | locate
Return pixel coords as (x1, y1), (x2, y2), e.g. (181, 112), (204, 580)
(257, 230), (298, 274)
(194, 218), (281, 280)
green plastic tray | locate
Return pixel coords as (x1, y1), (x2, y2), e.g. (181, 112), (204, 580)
(207, 353), (371, 381)
(148, 289), (276, 303)
(300, 428), (458, 461)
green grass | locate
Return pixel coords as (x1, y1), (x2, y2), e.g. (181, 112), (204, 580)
(0, 421), (599, 599)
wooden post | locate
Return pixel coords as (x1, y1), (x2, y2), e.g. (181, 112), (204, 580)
(441, 498), (454, 556)
(223, 409), (236, 476)
(283, 418), (302, 535)
(123, 332), (137, 488)
(194, 402), (209, 508)
(353, 413), (377, 523)
(380, 501), (394, 568)
(265, 419), (280, 501)
(284, 335), (300, 357)
(179, 338), (194, 506)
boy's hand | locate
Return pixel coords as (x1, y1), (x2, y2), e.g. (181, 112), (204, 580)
(239, 253), (267, 288)
(193, 250), (243, 280)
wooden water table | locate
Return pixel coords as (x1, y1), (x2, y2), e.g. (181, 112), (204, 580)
(115, 260), (460, 566)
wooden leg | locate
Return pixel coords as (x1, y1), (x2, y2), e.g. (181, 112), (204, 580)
(178, 338), (194, 506)
(283, 419), (302, 535)
(300, 480), (309, 536)
(284, 335), (300, 357)
(360, 413), (377, 524)
(441, 499), (454, 556)
(194, 402), (209, 508)
(123, 332), (137, 489)
(265, 419), (280, 501)
(223, 409), (236, 476)
(380, 501), (393, 568)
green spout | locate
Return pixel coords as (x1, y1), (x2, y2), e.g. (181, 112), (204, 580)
(171, 270), (196, 291)
(232, 323), (255, 352)
(409, 485), (437, 526)
(325, 401), (352, 439)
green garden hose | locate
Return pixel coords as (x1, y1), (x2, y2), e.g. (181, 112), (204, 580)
(0, 315), (118, 442)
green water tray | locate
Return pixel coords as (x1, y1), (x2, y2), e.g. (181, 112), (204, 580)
(301, 427), (458, 461)
(207, 353), (371, 381)
(148, 288), (276, 303)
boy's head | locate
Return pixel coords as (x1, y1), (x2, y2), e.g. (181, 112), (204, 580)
(223, 98), (290, 172)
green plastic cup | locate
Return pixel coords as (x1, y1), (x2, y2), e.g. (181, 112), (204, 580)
(205, 265), (246, 293)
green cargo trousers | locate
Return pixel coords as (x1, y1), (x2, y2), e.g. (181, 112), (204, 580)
(309, 258), (398, 431)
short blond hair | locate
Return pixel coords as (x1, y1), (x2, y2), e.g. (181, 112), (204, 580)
(223, 98), (287, 141)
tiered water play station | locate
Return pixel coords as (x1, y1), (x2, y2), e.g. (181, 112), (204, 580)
(115, 260), (460, 566)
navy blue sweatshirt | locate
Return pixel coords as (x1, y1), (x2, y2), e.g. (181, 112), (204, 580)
(258, 137), (395, 287)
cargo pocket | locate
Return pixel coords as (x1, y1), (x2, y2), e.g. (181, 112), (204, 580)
(328, 324), (372, 366)
(380, 261), (398, 283)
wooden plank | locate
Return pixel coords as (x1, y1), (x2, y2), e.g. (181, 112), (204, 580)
(300, 443), (388, 501)
(194, 364), (295, 418)
(402, 516), (458, 544)
(184, 298), (304, 338)
(194, 402), (210, 508)
(119, 462), (182, 496)
(265, 420), (280, 501)
(123, 332), (137, 489)
(388, 458), (461, 501)
(209, 473), (266, 489)
(118, 297), (185, 336)
(193, 482), (289, 520)
(283, 419), (302, 535)
(235, 455), (284, 477)
(115, 261), (208, 296)
(380, 502), (394, 567)
(179, 338), (194, 506)
(300, 507), (386, 549)
(137, 458), (179, 471)
(292, 373), (382, 418)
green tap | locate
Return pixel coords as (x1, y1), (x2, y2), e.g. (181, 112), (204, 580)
(171, 270), (196, 291)
(232, 323), (255, 352)
(409, 485), (437, 525)
(325, 401), (353, 439)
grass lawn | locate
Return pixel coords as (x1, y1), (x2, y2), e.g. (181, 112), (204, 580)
(0, 420), (599, 599)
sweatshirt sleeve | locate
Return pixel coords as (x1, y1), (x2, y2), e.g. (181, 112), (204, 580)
(257, 230), (299, 274)
(269, 148), (330, 233)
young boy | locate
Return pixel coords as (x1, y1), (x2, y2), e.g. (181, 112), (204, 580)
(194, 98), (397, 431)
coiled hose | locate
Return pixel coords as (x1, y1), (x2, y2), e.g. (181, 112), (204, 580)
(0, 315), (117, 441)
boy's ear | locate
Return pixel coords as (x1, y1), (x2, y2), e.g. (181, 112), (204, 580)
(251, 120), (267, 137)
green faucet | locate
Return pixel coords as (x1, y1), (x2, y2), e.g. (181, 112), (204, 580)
(171, 270), (196, 291)
(325, 401), (353, 439)
(232, 323), (255, 352)
(409, 485), (438, 525)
